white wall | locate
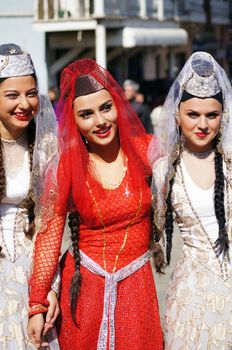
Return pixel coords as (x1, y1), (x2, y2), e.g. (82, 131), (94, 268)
(0, 0), (48, 92)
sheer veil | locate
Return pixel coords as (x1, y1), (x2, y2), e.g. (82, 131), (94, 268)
(32, 94), (59, 233)
(148, 51), (232, 232)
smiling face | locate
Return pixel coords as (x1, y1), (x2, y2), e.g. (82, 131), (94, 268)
(178, 97), (222, 152)
(73, 89), (118, 149)
(0, 75), (39, 139)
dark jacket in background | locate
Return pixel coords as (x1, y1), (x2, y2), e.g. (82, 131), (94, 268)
(130, 99), (153, 134)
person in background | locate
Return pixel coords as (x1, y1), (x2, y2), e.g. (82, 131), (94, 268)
(149, 51), (232, 349)
(0, 43), (60, 349)
(123, 79), (153, 133)
(135, 92), (145, 104)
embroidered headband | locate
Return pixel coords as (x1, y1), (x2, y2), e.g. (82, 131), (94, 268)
(0, 43), (35, 78)
(74, 74), (104, 98)
(181, 90), (223, 105)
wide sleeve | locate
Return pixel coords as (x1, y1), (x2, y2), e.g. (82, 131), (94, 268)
(29, 213), (66, 315)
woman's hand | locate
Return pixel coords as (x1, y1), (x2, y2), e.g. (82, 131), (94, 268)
(28, 313), (45, 348)
(43, 289), (60, 336)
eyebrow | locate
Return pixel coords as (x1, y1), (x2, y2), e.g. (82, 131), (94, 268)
(2, 87), (37, 93)
(77, 99), (112, 113)
(186, 109), (221, 114)
(2, 89), (18, 93)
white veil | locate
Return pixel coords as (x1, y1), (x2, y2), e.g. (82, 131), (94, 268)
(148, 51), (232, 232)
(32, 94), (60, 233)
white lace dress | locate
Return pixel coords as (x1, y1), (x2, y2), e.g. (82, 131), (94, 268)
(0, 136), (59, 350)
(164, 159), (232, 350)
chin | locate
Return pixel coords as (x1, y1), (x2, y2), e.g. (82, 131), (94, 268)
(95, 137), (115, 147)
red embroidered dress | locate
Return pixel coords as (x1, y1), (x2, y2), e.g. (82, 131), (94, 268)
(29, 59), (163, 350)
(58, 144), (162, 349)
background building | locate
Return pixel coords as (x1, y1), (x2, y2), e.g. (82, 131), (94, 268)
(0, 0), (47, 91)
(33, 0), (230, 102)
(0, 0), (230, 98)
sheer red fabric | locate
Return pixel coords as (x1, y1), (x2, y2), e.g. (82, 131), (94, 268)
(29, 59), (163, 348)
(56, 58), (151, 220)
(29, 59), (152, 310)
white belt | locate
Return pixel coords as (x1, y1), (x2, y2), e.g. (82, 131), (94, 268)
(77, 250), (151, 350)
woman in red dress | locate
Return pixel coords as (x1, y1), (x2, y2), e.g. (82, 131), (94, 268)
(28, 59), (163, 349)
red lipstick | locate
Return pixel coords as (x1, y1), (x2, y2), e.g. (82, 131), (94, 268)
(195, 132), (208, 138)
(15, 115), (30, 121)
(14, 112), (31, 121)
(94, 126), (111, 138)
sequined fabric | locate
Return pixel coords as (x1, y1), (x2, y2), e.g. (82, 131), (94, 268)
(78, 250), (151, 350)
(58, 252), (163, 349)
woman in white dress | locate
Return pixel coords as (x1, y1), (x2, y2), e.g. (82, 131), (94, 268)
(0, 43), (60, 349)
(148, 51), (232, 349)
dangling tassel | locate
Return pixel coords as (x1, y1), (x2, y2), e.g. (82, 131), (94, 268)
(152, 241), (165, 274)
(152, 222), (165, 274)
(214, 229), (230, 260)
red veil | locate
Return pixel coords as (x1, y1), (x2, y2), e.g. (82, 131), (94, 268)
(56, 58), (150, 219)
(29, 58), (151, 311)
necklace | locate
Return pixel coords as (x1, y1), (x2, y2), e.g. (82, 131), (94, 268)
(1, 134), (25, 144)
(0, 207), (20, 262)
(102, 163), (128, 190)
(86, 180), (142, 273)
(179, 161), (228, 279)
(184, 148), (214, 159)
(89, 150), (128, 190)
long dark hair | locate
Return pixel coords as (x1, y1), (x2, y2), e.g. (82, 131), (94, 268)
(68, 211), (82, 324)
(164, 157), (180, 264)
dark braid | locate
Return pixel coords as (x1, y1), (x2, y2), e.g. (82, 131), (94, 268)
(214, 150), (229, 257)
(0, 138), (5, 252)
(21, 119), (36, 239)
(165, 176), (175, 265)
(68, 211), (82, 324)
(151, 209), (165, 273)
(165, 157), (180, 265)
(0, 138), (6, 201)
(0, 78), (7, 201)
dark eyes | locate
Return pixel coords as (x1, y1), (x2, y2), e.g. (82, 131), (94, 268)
(207, 113), (220, 119)
(79, 111), (93, 119)
(101, 102), (112, 111)
(6, 90), (38, 99)
(28, 90), (38, 97)
(187, 112), (220, 119)
(187, 112), (198, 118)
(79, 102), (113, 119)
(6, 93), (18, 99)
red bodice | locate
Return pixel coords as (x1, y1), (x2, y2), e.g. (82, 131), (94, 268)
(79, 170), (151, 272)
